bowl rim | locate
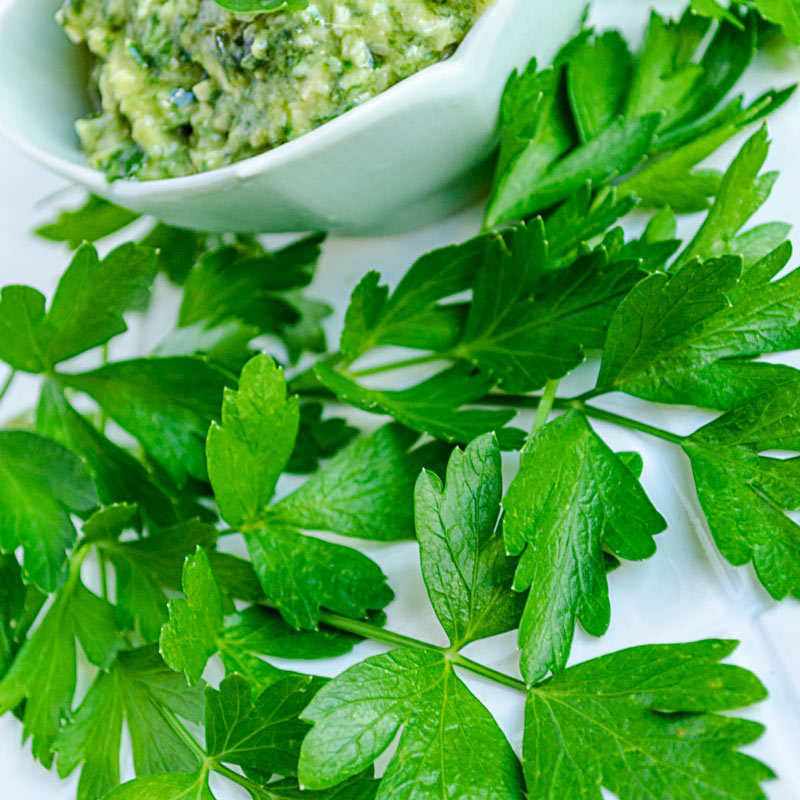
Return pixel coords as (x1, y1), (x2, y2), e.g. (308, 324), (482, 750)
(0, 0), (515, 199)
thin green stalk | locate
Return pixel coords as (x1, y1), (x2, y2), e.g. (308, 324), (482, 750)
(478, 393), (686, 445)
(317, 611), (447, 655)
(99, 344), (109, 433)
(350, 354), (445, 379)
(317, 612), (526, 692)
(159, 707), (206, 762)
(213, 762), (267, 794)
(573, 401), (688, 445)
(98, 550), (109, 602)
(451, 654), (527, 693)
(527, 379), (560, 447)
(0, 370), (16, 405)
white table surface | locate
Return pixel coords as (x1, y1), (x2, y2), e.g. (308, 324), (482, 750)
(1, 1), (799, 797)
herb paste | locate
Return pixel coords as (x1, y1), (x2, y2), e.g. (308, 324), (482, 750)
(58, 0), (493, 180)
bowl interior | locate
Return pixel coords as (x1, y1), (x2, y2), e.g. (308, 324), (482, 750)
(0, 0), (93, 166)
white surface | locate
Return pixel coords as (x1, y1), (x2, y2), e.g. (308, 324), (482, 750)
(1, 0), (800, 797)
(0, 0), (584, 235)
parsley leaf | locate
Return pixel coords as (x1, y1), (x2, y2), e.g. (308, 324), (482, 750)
(101, 772), (213, 800)
(299, 648), (523, 799)
(273, 423), (449, 542)
(55, 646), (205, 800)
(0, 430), (98, 592)
(208, 354), (299, 528)
(315, 363), (518, 446)
(0, 574), (124, 765)
(684, 380), (800, 598)
(37, 382), (178, 529)
(524, 639), (773, 799)
(206, 354), (394, 628)
(415, 433), (524, 648)
(246, 525), (393, 630)
(0, 244), (157, 372)
(161, 549), (223, 684)
(61, 357), (231, 484)
(504, 411), (666, 684)
(205, 673), (318, 778)
(485, 10), (790, 228)
(35, 196), (140, 249)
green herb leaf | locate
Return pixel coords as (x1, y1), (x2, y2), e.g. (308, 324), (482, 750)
(160, 549), (223, 684)
(524, 639), (773, 799)
(504, 411), (666, 684)
(684, 380), (800, 598)
(206, 673), (317, 777)
(340, 236), (487, 360)
(0, 244), (157, 372)
(273, 423), (449, 542)
(208, 354), (299, 528)
(220, 606), (361, 663)
(246, 525), (393, 630)
(315, 363), (517, 446)
(415, 434), (523, 648)
(0, 577), (124, 765)
(55, 646), (205, 800)
(0, 430), (97, 592)
(178, 237), (324, 347)
(37, 382), (177, 528)
(0, 555), (44, 679)
(300, 649), (523, 799)
(36, 196), (140, 250)
(100, 772), (212, 800)
(454, 223), (648, 392)
(61, 357), (230, 483)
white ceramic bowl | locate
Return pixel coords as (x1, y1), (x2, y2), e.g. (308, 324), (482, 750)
(0, 0), (583, 234)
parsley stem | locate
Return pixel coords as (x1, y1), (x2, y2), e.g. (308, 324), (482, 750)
(316, 611), (447, 654)
(98, 550), (109, 602)
(212, 762), (265, 794)
(450, 654), (527, 693)
(160, 707), (206, 762)
(572, 402), (687, 445)
(316, 612), (526, 693)
(350, 354), (444, 378)
(478, 394), (686, 444)
(0, 370), (16, 404)
(527, 379), (559, 445)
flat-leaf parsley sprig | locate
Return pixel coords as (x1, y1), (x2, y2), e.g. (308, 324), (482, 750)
(0, 5), (794, 800)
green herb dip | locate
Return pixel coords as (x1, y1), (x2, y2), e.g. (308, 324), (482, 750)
(57, 0), (493, 180)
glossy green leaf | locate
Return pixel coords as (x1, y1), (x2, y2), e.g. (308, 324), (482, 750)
(246, 525), (392, 630)
(504, 411), (665, 684)
(62, 357), (230, 483)
(37, 382), (177, 528)
(206, 673), (317, 777)
(160, 549), (224, 684)
(56, 646), (205, 800)
(300, 648), (523, 799)
(0, 579), (124, 766)
(684, 380), (800, 598)
(273, 424), (448, 542)
(415, 434), (523, 648)
(36, 195), (140, 249)
(315, 363), (516, 446)
(220, 606), (360, 663)
(0, 430), (97, 592)
(286, 403), (358, 474)
(100, 771), (212, 800)
(524, 640), (773, 799)
(207, 354), (299, 528)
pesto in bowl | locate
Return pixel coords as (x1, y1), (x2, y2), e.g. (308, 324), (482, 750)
(58, 0), (493, 180)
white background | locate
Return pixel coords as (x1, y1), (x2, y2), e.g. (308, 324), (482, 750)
(0, 0), (799, 797)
